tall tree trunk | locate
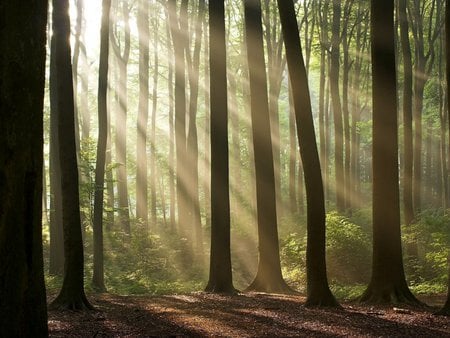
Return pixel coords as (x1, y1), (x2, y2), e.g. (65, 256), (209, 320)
(244, 0), (291, 294)
(205, 0), (236, 294)
(288, 81), (298, 214)
(330, 0), (345, 212)
(399, 0), (415, 258)
(186, 0), (206, 255)
(49, 0), (92, 310)
(168, 0), (189, 237)
(437, 0), (450, 315)
(0, 1), (48, 335)
(49, 36), (65, 276)
(150, 13), (160, 227)
(278, 0), (338, 306)
(165, 9), (176, 230)
(111, 0), (131, 233)
(92, 0), (111, 293)
(360, 0), (420, 305)
(136, 0), (149, 227)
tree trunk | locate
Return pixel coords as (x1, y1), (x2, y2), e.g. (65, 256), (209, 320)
(150, 13), (159, 227)
(330, 0), (345, 212)
(205, 0), (236, 294)
(111, 0), (131, 233)
(0, 1), (48, 335)
(186, 0), (206, 255)
(49, 35), (65, 276)
(168, 0), (189, 238)
(136, 0), (149, 227)
(278, 0), (338, 306)
(244, 0), (292, 294)
(360, 0), (420, 305)
(437, 0), (450, 316)
(49, 0), (92, 310)
(92, 0), (111, 293)
(399, 0), (415, 260)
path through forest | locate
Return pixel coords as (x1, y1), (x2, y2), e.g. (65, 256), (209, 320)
(48, 293), (450, 336)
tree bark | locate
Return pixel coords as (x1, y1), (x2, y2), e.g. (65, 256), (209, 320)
(136, 0), (149, 227)
(278, 0), (338, 306)
(244, 0), (292, 294)
(92, 0), (112, 293)
(0, 0), (48, 335)
(330, 0), (345, 212)
(360, 0), (420, 305)
(205, 0), (236, 294)
(49, 0), (92, 310)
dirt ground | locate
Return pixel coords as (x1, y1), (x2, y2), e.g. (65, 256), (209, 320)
(48, 292), (450, 337)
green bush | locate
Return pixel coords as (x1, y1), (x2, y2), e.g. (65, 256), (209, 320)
(326, 212), (371, 284)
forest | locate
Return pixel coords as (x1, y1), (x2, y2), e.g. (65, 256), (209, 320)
(1, 0), (450, 336)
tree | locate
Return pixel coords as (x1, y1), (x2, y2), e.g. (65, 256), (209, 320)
(244, 0), (291, 294)
(49, 36), (65, 276)
(136, 0), (150, 227)
(49, 0), (93, 310)
(205, 0), (236, 294)
(278, 0), (338, 307)
(111, 0), (131, 233)
(0, 0), (48, 335)
(398, 0), (415, 258)
(437, 0), (450, 316)
(92, 0), (112, 292)
(360, 0), (420, 305)
(330, 0), (345, 212)
(168, 0), (190, 239)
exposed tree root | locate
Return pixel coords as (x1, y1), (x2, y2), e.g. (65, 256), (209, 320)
(360, 285), (425, 307)
(204, 284), (239, 295)
(305, 289), (340, 308)
(245, 277), (297, 295)
(49, 293), (94, 311)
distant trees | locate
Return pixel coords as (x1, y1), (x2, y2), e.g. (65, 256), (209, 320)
(0, 0), (48, 335)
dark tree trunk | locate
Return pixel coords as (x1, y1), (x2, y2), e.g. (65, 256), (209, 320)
(399, 0), (415, 258)
(49, 0), (92, 310)
(288, 81), (297, 214)
(49, 36), (65, 276)
(136, 0), (149, 227)
(360, 0), (420, 305)
(278, 0), (338, 306)
(0, 0), (48, 335)
(92, 0), (111, 293)
(205, 0), (236, 294)
(437, 0), (450, 316)
(244, 0), (291, 294)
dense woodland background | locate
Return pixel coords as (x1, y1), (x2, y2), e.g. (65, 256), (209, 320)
(1, 0), (450, 335)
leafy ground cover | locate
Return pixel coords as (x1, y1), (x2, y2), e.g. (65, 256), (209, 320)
(48, 293), (450, 337)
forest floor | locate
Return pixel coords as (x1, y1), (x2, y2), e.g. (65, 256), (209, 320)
(48, 292), (450, 337)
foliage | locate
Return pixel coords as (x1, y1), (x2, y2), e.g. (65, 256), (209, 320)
(280, 212), (372, 292)
(404, 209), (450, 287)
(325, 212), (371, 284)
